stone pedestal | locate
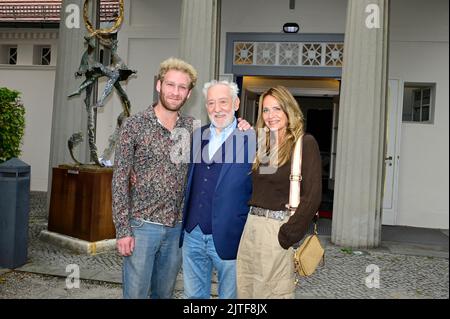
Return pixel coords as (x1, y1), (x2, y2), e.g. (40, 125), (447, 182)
(48, 165), (115, 242)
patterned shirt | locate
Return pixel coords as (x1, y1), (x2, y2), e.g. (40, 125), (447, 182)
(112, 105), (193, 239)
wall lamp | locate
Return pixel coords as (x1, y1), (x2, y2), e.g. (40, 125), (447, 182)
(283, 22), (299, 33)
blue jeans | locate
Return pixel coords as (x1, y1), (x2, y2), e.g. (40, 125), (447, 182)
(182, 225), (237, 299)
(122, 219), (182, 299)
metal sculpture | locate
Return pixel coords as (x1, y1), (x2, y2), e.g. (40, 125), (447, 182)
(68, 0), (135, 166)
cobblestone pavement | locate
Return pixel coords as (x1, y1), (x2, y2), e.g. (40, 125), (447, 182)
(295, 244), (448, 299)
(0, 192), (448, 299)
(27, 192), (123, 273)
(0, 272), (123, 299)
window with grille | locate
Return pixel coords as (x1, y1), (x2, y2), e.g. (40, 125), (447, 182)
(0, 45), (18, 65)
(8, 47), (17, 65)
(402, 84), (435, 124)
(33, 45), (52, 65)
(41, 47), (51, 65)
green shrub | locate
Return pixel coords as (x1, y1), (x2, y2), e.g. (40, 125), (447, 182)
(0, 87), (25, 163)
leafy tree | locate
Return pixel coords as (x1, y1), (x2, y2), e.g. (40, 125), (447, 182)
(0, 87), (25, 163)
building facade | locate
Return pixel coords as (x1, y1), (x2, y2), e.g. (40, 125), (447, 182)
(0, 0), (448, 246)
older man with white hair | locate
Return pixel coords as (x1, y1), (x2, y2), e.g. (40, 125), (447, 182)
(180, 80), (256, 299)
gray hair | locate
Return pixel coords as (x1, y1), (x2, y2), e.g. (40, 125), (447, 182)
(202, 80), (240, 102)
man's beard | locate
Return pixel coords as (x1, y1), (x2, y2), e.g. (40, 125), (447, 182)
(159, 89), (188, 112)
(210, 112), (235, 130)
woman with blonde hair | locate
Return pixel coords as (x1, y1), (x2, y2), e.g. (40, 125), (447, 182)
(236, 85), (322, 299)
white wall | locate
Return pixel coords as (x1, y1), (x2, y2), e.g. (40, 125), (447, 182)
(0, 29), (58, 66)
(0, 28), (58, 191)
(95, 0), (181, 158)
(389, 0), (449, 228)
(220, 0), (348, 74)
(0, 66), (55, 191)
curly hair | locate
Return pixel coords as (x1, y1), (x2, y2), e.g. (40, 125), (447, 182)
(158, 57), (198, 89)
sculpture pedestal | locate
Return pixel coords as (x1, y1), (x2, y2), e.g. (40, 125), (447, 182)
(48, 164), (116, 242)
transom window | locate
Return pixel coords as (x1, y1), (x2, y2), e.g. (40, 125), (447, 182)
(226, 33), (345, 78)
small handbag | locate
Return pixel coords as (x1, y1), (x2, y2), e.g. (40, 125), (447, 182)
(294, 213), (325, 276)
(288, 135), (325, 277)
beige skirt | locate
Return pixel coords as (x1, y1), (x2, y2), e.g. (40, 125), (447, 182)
(236, 210), (296, 299)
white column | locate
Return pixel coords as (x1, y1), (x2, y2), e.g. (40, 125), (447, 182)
(179, 0), (220, 125)
(331, 0), (389, 248)
(47, 0), (90, 194)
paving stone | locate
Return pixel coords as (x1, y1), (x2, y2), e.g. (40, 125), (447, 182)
(0, 191), (447, 299)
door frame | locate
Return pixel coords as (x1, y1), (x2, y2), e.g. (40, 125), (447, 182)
(382, 79), (404, 225)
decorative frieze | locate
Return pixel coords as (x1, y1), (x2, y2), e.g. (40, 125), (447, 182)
(0, 30), (59, 40)
(233, 41), (344, 67)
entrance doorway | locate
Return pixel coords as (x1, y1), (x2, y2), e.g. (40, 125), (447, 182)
(302, 97), (334, 216)
(237, 76), (340, 219)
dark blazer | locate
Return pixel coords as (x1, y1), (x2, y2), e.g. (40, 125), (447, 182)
(180, 125), (256, 260)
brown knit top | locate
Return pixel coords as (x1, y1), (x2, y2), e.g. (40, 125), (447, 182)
(249, 134), (322, 249)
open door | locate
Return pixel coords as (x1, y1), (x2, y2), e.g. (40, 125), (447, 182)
(382, 79), (403, 225)
(242, 90), (259, 125)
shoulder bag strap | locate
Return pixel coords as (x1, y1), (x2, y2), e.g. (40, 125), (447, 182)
(287, 135), (320, 235)
(287, 135), (303, 212)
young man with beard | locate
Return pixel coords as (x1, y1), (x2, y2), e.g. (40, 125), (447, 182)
(112, 57), (198, 299)
(180, 80), (256, 299)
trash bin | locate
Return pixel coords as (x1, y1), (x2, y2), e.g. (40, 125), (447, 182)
(0, 158), (30, 268)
